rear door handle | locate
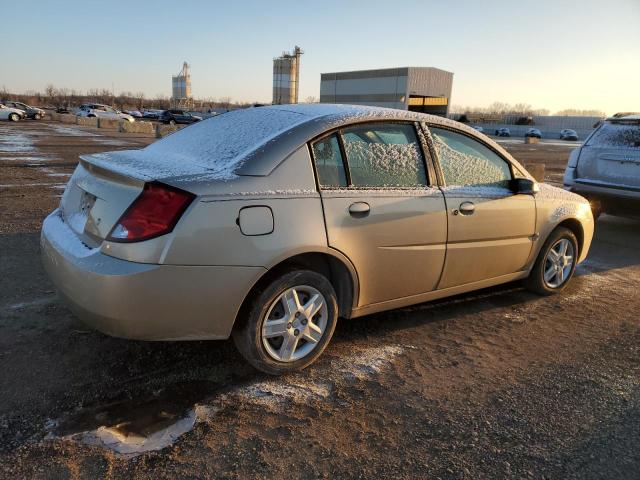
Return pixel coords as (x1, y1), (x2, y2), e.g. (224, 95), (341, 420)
(349, 202), (370, 216)
(458, 201), (475, 215)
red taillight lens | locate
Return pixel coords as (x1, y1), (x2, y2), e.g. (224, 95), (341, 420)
(107, 182), (195, 243)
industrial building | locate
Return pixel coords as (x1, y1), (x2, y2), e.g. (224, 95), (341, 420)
(171, 62), (193, 108)
(320, 67), (453, 116)
(272, 46), (303, 105)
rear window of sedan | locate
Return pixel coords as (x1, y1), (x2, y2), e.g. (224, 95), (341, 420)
(587, 123), (640, 148)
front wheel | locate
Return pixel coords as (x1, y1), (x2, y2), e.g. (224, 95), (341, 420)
(9, 113), (20, 122)
(169, 119), (176, 125)
(525, 227), (578, 295)
(233, 270), (338, 375)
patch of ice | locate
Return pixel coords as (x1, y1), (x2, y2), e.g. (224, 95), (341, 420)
(0, 127), (35, 153)
(48, 343), (405, 457)
(51, 125), (101, 137)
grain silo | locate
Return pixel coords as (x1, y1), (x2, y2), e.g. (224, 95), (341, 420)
(171, 62), (193, 107)
(272, 46), (303, 105)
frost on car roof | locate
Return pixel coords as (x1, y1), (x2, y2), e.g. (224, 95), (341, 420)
(81, 105), (422, 181)
(80, 104), (518, 182)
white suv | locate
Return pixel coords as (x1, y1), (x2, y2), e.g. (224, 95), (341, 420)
(76, 103), (135, 122)
(563, 114), (640, 219)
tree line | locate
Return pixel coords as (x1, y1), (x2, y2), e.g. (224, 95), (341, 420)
(0, 84), (251, 111)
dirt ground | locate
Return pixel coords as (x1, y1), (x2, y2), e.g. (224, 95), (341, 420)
(1, 121), (639, 479)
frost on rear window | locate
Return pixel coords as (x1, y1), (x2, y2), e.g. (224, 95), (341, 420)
(588, 123), (640, 148)
(341, 124), (427, 187)
(430, 127), (511, 189)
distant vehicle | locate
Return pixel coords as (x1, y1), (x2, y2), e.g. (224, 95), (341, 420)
(159, 109), (202, 125)
(0, 103), (26, 121)
(560, 129), (579, 141)
(495, 127), (511, 137)
(563, 114), (640, 219)
(143, 109), (164, 119)
(2, 101), (45, 120)
(525, 128), (542, 139)
(472, 126), (484, 133)
(124, 110), (143, 118)
(56, 106), (71, 114)
(76, 104), (135, 122)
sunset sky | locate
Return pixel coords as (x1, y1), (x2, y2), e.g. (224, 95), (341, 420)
(2, 0), (638, 114)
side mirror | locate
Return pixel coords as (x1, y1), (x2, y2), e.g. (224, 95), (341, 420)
(511, 177), (540, 195)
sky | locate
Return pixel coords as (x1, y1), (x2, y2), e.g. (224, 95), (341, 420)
(1, 0), (639, 115)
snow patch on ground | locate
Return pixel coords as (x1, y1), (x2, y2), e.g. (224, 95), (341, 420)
(48, 344), (405, 457)
(0, 127), (36, 153)
(50, 125), (101, 137)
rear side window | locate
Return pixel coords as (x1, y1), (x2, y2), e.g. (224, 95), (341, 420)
(430, 127), (512, 188)
(587, 123), (640, 148)
(312, 134), (347, 187)
(340, 123), (427, 187)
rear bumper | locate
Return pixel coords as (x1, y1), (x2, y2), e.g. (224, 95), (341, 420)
(564, 174), (640, 217)
(41, 210), (265, 340)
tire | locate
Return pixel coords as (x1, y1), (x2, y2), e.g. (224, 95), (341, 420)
(524, 227), (579, 295)
(169, 119), (176, 126)
(9, 113), (19, 122)
(233, 270), (338, 375)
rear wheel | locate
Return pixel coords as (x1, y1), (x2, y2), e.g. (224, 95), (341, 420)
(233, 270), (338, 375)
(525, 227), (578, 295)
(169, 119), (176, 126)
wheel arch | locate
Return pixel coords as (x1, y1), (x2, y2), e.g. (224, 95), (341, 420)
(556, 217), (584, 256)
(233, 250), (359, 332)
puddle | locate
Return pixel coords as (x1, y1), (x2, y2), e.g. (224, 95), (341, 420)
(47, 381), (221, 456)
(46, 345), (406, 457)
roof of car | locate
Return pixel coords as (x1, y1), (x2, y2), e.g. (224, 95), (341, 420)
(82, 104), (525, 183)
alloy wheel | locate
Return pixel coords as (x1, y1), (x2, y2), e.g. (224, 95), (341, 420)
(261, 285), (328, 362)
(543, 238), (575, 288)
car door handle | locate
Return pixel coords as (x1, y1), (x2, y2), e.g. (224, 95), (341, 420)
(458, 201), (475, 215)
(349, 202), (370, 216)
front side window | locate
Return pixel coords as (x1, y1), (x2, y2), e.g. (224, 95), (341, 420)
(312, 134), (347, 187)
(341, 123), (427, 187)
(430, 127), (512, 188)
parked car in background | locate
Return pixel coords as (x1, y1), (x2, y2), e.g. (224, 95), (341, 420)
(0, 103), (27, 121)
(495, 127), (511, 137)
(41, 104), (594, 374)
(76, 103), (135, 122)
(472, 126), (484, 133)
(56, 106), (71, 114)
(159, 109), (202, 125)
(560, 129), (579, 141)
(525, 128), (542, 138)
(563, 114), (640, 219)
(143, 109), (164, 119)
(2, 101), (45, 119)
(124, 110), (143, 118)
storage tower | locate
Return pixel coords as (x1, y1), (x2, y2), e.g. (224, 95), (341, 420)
(171, 62), (193, 108)
(272, 46), (303, 105)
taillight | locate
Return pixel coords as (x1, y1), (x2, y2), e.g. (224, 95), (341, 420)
(107, 182), (195, 243)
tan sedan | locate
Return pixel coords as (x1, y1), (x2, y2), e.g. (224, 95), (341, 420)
(41, 105), (594, 374)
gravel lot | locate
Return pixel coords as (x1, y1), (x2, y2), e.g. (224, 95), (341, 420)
(1, 120), (639, 479)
